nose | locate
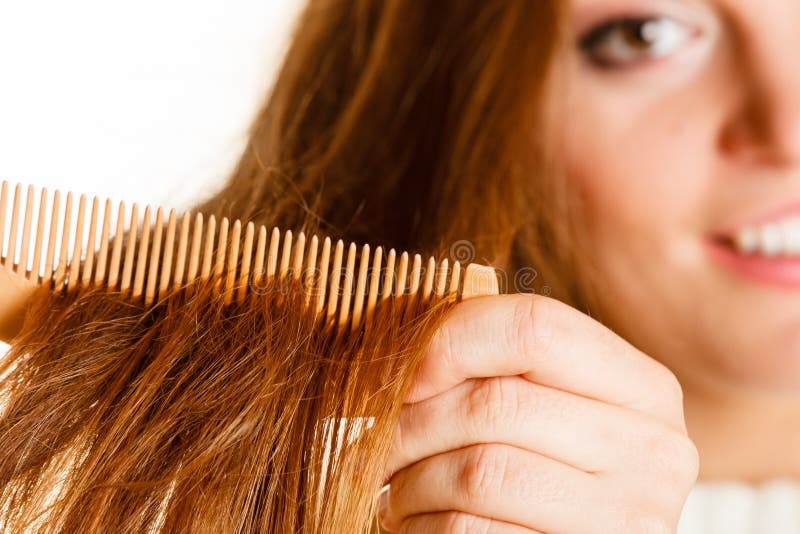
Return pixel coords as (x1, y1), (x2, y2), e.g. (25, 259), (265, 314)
(718, 29), (800, 167)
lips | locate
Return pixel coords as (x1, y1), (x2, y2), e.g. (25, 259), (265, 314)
(706, 200), (800, 288)
(730, 216), (800, 257)
(706, 238), (800, 289)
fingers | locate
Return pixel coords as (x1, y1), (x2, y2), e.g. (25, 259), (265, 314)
(379, 443), (601, 533)
(387, 376), (677, 478)
(390, 511), (541, 533)
(409, 294), (686, 432)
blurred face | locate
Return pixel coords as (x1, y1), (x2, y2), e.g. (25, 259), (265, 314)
(558, 0), (800, 393)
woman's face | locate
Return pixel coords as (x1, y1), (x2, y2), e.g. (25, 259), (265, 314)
(559, 0), (800, 394)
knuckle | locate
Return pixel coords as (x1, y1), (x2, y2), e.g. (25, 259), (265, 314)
(639, 425), (700, 485)
(443, 512), (490, 534)
(398, 512), (489, 534)
(614, 509), (674, 534)
(658, 366), (685, 405)
(675, 434), (701, 482)
(465, 378), (519, 434)
(430, 322), (460, 376)
(458, 445), (508, 503)
(509, 294), (553, 358)
(390, 412), (410, 472)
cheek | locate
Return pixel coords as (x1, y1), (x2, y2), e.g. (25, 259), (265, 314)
(561, 91), (712, 250)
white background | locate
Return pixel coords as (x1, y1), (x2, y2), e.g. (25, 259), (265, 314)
(0, 0), (303, 353)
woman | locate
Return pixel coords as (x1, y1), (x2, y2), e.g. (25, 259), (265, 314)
(195, 0), (800, 531)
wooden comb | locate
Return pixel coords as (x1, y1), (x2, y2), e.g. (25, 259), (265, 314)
(0, 181), (499, 342)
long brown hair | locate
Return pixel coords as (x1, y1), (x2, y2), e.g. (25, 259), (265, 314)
(0, 0), (579, 532)
(197, 0), (581, 304)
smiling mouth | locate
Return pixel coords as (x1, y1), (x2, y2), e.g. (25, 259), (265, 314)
(708, 219), (800, 290)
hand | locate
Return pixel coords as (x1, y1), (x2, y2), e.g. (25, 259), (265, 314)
(378, 294), (699, 533)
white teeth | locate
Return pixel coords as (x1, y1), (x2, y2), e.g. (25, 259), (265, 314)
(760, 223), (782, 256)
(735, 227), (759, 255)
(734, 216), (800, 257)
(784, 218), (800, 254)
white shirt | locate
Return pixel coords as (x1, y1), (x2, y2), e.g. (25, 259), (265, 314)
(677, 479), (800, 533)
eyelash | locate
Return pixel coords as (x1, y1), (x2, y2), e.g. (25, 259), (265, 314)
(578, 15), (692, 69)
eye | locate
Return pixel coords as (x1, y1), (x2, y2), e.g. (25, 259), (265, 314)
(579, 16), (694, 68)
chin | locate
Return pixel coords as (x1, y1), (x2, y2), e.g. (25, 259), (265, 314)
(706, 314), (800, 392)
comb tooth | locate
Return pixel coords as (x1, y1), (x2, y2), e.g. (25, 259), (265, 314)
(213, 217), (229, 290)
(186, 213), (203, 284)
(337, 241), (357, 326)
(251, 225), (267, 291)
(279, 229), (292, 278)
(132, 205), (152, 300)
(158, 209), (177, 298)
(67, 194), (87, 291)
(144, 207), (164, 306)
(315, 237), (331, 314)
(42, 190), (60, 285)
(236, 221), (254, 304)
(326, 239), (344, 320)
(29, 187), (48, 282)
(381, 248), (396, 301)
(365, 246), (383, 323)
(54, 192), (73, 290)
(422, 256), (436, 300)
(80, 196), (100, 287)
(223, 219), (241, 305)
(7, 183), (21, 270)
(266, 226), (280, 280)
(0, 181), (500, 330)
(172, 211), (191, 289)
(0, 180), (7, 262)
(448, 260), (462, 296)
(434, 258), (449, 298)
(394, 251), (409, 297)
(108, 201), (126, 290)
(200, 215), (216, 282)
(120, 203), (139, 294)
(291, 231), (306, 281)
(408, 254), (422, 297)
(350, 243), (370, 330)
(93, 199), (112, 286)
(303, 234), (319, 307)
(17, 185), (34, 276)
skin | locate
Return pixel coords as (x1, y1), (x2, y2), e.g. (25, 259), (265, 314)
(380, 0), (800, 531)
